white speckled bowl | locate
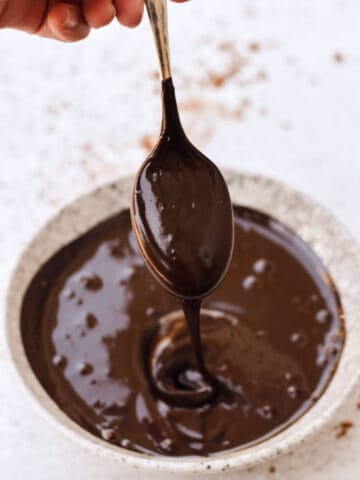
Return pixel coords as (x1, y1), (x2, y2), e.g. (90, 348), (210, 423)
(5, 171), (360, 477)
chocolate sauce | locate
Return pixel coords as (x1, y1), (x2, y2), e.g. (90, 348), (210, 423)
(131, 78), (234, 396)
(21, 206), (345, 456)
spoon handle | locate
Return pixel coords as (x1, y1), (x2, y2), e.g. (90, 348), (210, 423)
(145, 0), (171, 81)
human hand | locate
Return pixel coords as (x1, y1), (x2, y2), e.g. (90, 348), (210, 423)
(0, 0), (188, 42)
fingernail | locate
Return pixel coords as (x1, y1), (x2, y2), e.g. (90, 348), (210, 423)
(64, 7), (79, 29)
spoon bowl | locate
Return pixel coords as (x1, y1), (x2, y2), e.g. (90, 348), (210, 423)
(131, 82), (233, 299)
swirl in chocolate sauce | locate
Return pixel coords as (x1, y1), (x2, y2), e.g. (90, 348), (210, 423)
(21, 206), (345, 456)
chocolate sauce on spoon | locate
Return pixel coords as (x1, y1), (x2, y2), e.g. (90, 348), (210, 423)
(131, 0), (233, 404)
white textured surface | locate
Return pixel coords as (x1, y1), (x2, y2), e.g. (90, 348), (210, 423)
(0, 0), (359, 478)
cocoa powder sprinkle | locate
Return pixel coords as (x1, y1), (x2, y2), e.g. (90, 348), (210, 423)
(335, 421), (353, 439)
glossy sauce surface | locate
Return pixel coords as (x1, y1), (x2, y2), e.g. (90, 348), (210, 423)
(21, 207), (345, 456)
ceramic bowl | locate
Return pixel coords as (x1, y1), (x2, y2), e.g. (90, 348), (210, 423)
(5, 171), (360, 477)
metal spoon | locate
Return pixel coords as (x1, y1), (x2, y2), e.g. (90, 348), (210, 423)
(131, 0), (234, 301)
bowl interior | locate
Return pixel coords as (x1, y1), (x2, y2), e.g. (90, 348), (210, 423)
(5, 171), (360, 475)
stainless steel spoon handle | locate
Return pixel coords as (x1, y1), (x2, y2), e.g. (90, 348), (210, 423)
(145, 0), (171, 81)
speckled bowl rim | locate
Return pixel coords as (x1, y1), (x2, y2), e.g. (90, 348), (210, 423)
(4, 170), (360, 476)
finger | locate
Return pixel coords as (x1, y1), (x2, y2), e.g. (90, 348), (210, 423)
(38, 2), (90, 42)
(0, 0), (47, 33)
(113, 0), (143, 28)
(82, 0), (116, 28)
